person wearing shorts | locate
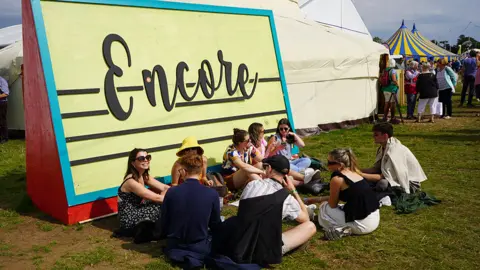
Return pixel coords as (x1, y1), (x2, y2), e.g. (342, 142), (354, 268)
(416, 62), (440, 123)
(381, 59), (399, 122)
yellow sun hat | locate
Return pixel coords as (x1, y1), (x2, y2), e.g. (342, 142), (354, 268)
(176, 136), (204, 157)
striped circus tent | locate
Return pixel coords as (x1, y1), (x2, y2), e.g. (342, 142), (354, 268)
(386, 20), (456, 61)
(411, 23), (456, 59)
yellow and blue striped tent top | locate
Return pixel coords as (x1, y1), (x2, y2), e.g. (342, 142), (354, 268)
(386, 21), (456, 61)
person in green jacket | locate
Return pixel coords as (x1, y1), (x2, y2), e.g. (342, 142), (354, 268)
(382, 59), (399, 122)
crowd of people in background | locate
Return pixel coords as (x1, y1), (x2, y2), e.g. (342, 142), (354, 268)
(381, 49), (480, 124)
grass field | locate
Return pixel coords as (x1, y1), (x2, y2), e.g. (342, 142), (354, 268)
(1, 95), (479, 269)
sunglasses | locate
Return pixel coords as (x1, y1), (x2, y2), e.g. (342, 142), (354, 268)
(262, 164), (270, 170)
(279, 127), (289, 131)
(136, 155), (152, 162)
(327, 160), (339, 166)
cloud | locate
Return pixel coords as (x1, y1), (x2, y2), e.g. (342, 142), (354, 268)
(0, 0), (22, 28)
(353, 0), (480, 44)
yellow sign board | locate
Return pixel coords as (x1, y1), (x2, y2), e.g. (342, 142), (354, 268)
(34, 0), (293, 205)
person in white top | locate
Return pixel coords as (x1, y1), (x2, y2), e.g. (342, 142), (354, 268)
(436, 59), (457, 119)
(240, 155), (316, 255)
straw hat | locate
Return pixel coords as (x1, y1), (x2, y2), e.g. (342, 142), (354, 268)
(176, 136), (204, 157)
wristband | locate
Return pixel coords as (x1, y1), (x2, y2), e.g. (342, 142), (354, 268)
(290, 189), (298, 195)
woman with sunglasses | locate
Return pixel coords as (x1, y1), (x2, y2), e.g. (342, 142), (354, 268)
(171, 136), (212, 187)
(305, 148), (379, 240)
(117, 148), (170, 237)
(270, 118), (311, 172)
(248, 123), (267, 159)
(221, 128), (264, 190)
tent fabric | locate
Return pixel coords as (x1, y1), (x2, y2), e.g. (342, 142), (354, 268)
(0, 41), (23, 83)
(0, 24), (22, 48)
(411, 24), (456, 58)
(299, 0), (371, 39)
(169, 0), (388, 132)
(386, 21), (456, 61)
(0, 41), (25, 131)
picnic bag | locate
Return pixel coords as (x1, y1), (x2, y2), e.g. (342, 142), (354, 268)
(206, 172), (228, 197)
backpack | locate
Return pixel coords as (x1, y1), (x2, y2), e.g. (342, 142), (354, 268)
(379, 69), (391, 87)
(206, 172), (228, 197)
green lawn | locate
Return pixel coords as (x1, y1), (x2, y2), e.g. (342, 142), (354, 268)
(0, 95), (479, 269)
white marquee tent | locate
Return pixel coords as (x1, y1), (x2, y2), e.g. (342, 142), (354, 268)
(0, 24), (24, 132)
(171, 0), (387, 134)
(298, 0), (371, 39)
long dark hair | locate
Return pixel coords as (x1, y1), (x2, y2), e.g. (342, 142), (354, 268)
(248, 122), (263, 148)
(232, 128), (248, 146)
(124, 148), (149, 181)
(275, 118), (292, 134)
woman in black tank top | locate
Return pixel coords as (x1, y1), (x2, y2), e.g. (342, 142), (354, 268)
(305, 148), (380, 240)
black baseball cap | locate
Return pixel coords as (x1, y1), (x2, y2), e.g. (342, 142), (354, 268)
(262, 155), (290, 175)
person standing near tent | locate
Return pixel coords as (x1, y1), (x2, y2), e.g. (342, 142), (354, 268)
(437, 59), (457, 119)
(459, 50), (477, 107)
(474, 51), (480, 102)
(416, 62), (439, 123)
(380, 59), (399, 123)
(405, 61), (419, 119)
(0, 75), (9, 144)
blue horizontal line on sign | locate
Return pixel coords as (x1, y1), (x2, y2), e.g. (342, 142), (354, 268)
(69, 128), (277, 166)
(61, 110), (110, 119)
(65, 109), (286, 142)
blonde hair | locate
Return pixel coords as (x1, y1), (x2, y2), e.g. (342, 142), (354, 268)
(421, 62), (430, 71)
(387, 59), (396, 68)
(328, 148), (361, 174)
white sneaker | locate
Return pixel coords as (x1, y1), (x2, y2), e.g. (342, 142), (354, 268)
(444, 116), (451, 119)
(306, 204), (317, 221)
(304, 169), (320, 184)
(379, 196), (392, 207)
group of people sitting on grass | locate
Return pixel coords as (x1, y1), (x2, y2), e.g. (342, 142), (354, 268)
(116, 120), (427, 268)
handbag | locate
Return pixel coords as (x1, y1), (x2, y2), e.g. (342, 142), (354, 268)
(206, 172), (228, 197)
(435, 101), (443, 115)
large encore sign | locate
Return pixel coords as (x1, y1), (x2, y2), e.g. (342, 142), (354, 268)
(23, 0), (294, 224)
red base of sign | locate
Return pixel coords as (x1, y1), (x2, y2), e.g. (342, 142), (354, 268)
(23, 0), (118, 225)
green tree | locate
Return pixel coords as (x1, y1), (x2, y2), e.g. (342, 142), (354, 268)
(456, 35), (480, 49)
(373, 36), (383, 44)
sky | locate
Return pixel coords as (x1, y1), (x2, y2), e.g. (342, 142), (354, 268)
(0, 0), (21, 29)
(353, 0), (480, 44)
(0, 0), (479, 45)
